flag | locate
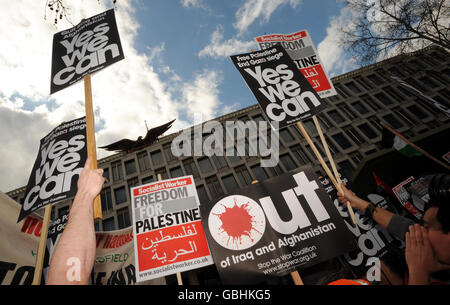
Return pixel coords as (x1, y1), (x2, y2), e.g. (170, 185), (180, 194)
(381, 127), (422, 157)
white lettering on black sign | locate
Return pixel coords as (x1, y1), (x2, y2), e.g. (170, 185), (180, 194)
(230, 45), (326, 130)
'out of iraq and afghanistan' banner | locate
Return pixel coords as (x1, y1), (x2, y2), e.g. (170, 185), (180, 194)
(230, 44), (326, 130)
(50, 9), (124, 94)
(255, 30), (337, 98)
(200, 168), (357, 285)
(131, 176), (213, 282)
(17, 117), (87, 222)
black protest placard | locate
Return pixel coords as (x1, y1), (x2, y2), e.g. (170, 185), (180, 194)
(200, 168), (356, 285)
(319, 176), (406, 278)
(230, 44), (326, 130)
(17, 117), (87, 222)
(50, 9), (124, 94)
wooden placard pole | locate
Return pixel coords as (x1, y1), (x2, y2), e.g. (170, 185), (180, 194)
(156, 173), (184, 285)
(312, 116), (357, 224)
(84, 75), (102, 220)
(295, 121), (357, 224)
(32, 204), (53, 285)
(251, 180), (304, 285)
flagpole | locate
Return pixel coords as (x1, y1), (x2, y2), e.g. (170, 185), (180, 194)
(84, 74), (103, 220)
(32, 204), (52, 285)
(380, 121), (450, 171)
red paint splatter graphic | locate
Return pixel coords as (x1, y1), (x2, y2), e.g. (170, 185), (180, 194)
(213, 198), (262, 248)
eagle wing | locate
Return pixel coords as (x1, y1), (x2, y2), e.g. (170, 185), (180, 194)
(142, 119), (176, 145)
(98, 138), (137, 152)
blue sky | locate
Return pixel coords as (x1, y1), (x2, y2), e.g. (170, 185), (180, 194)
(0, 0), (358, 192)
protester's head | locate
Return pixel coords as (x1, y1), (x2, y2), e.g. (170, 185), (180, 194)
(423, 173), (450, 263)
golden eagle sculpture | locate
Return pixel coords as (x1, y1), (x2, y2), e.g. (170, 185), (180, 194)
(99, 119), (176, 153)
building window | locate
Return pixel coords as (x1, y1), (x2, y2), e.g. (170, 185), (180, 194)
(384, 86), (405, 102)
(114, 186), (127, 204)
(101, 188), (113, 212)
(250, 165), (269, 182)
(388, 67), (404, 77)
(341, 104), (358, 120)
(127, 177), (139, 196)
(211, 155), (228, 169)
(349, 151), (364, 164)
(280, 153), (297, 171)
(150, 150), (164, 166)
(111, 161), (123, 181)
(317, 114), (332, 129)
(117, 208), (131, 229)
(351, 101), (370, 115)
(290, 145), (311, 165)
(344, 126), (365, 145)
(367, 74), (383, 86)
(327, 109), (346, 124)
(227, 146), (241, 164)
(407, 105), (429, 120)
(383, 114), (403, 129)
(374, 92), (393, 106)
(198, 157), (214, 174)
(169, 166), (183, 178)
(124, 159), (137, 176)
(361, 94), (382, 111)
(279, 128), (295, 142)
(332, 133), (353, 150)
(155, 168), (168, 180)
(206, 176), (224, 198)
(338, 160), (355, 180)
(335, 85), (351, 98)
(102, 167), (110, 181)
(183, 158), (200, 178)
(354, 76), (373, 90)
(265, 164), (284, 176)
(395, 107), (418, 125)
(222, 174), (239, 193)
(235, 165), (253, 186)
(163, 143), (175, 163)
(141, 175), (154, 185)
(137, 151), (151, 172)
(357, 123), (378, 139)
(102, 217), (115, 231)
(419, 77), (439, 89)
(324, 134), (339, 154)
(196, 185), (209, 204)
(345, 81), (362, 94)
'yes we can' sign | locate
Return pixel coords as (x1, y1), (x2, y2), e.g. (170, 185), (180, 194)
(50, 9), (124, 94)
(231, 44), (326, 130)
(17, 117), (87, 222)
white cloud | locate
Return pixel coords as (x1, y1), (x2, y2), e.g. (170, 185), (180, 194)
(317, 6), (358, 76)
(0, 0), (216, 192)
(198, 25), (256, 58)
(234, 0), (302, 35)
(181, 69), (223, 121)
(180, 0), (205, 9)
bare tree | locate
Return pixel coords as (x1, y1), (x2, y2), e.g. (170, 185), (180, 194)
(341, 0), (450, 66)
(44, 0), (118, 25)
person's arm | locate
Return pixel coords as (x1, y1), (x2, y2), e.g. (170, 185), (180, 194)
(337, 183), (395, 229)
(47, 156), (104, 285)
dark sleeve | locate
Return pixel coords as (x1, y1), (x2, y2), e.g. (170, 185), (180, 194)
(386, 215), (416, 240)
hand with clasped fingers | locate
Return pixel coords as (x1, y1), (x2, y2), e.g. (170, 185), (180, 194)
(406, 224), (450, 285)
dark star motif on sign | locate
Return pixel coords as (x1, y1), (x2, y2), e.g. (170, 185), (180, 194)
(99, 119), (176, 153)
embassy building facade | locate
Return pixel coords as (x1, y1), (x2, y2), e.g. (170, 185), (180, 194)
(7, 45), (450, 284)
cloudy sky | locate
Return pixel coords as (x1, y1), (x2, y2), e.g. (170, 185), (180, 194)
(0, 0), (359, 192)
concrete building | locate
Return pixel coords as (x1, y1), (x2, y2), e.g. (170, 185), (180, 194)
(7, 45), (450, 284)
